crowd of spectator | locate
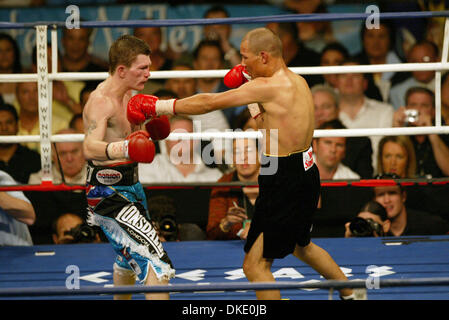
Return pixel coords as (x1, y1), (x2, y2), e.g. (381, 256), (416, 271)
(0, 1), (448, 246)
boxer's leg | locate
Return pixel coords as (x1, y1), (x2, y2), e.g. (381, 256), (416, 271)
(243, 233), (280, 300)
(144, 267), (169, 300)
(113, 260), (136, 300)
(293, 241), (353, 297)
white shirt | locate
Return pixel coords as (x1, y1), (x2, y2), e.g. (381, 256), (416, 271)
(138, 153), (222, 184)
(339, 97), (394, 172)
(28, 165), (87, 186)
(333, 163), (361, 180)
(0, 171), (33, 246)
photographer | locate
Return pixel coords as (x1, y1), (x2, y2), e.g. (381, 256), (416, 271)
(372, 175), (449, 237)
(147, 195), (206, 242)
(344, 200), (392, 238)
(392, 87), (449, 177)
(52, 212), (101, 244)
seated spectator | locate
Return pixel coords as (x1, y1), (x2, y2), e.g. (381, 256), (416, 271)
(27, 128), (88, 244)
(0, 169), (35, 246)
(319, 42), (349, 89)
(147, 194), (206, 242)
(284, 0), (334, 52)
(139, 115), (222, 184)
(231, 108), (257, 131)
(69, 113), (84, 134)
(336, 58), (394, 171)
(31, 44), (84, 123)
(377, 135), (416, 178)
(355, 21), (408, 102)
(14, 82), (69, 153)
(79, 81), (100, 108)
(28, 128), (87, 185)
(373, 174), (449, 236)
(344, 200), (391, 237)
(203, 5), (241, 68)
(266, 21), (321, 87)
(311, 84), (373, 178)
(52, 212), (101, 244)
(0, 103), (41, 184)
(0, 33), (22, 105)
(312, 119), (360, 180)
(207, 135), (260, 240)
(192, 39), (238, 128)
(134, 24), (173, 95)
(389, 40), (439, 109)
(164, 60), (197, 100)
(61, 27), (108, 73)
(393, 87), (449, 177)
(439, 72), (449, 125)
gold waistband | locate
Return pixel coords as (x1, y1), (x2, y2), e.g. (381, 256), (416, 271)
(263, 146), (311, 157)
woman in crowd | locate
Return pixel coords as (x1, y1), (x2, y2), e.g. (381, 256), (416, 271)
(377, 135), (416, 178)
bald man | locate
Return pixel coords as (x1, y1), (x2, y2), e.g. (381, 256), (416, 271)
(127, 28), (354, 300)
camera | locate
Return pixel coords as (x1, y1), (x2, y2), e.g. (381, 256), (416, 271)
(64, 222), (97, 243)
(404, 109), (419, 126)
(349, 217), (384, 237)
(154, 213), (178, 241)
(148, 195), (179, 241)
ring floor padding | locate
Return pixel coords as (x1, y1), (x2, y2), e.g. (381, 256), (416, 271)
(1, 236), (448, 300)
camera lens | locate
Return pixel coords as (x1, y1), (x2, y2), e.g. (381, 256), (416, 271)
(349, 217), (375, 237)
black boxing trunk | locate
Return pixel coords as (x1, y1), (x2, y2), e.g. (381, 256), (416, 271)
(244, 147), (321, 259)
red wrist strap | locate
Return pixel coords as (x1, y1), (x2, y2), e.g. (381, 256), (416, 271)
(173, 99), (177, 115)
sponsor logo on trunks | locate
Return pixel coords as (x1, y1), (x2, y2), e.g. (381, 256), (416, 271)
(115, 204), (164, 258)
(303, 146), (314, 171)
(128, 259), (142, 276)
(96, 169), (123, 185)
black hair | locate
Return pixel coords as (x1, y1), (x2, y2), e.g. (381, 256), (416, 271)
(360, 200), (389, 221)
(0, 33), (22, 73)
(0, 103), (19, 122)
(318, 118), (347, 130)
(193, 39), (224, 61)
(203, 5), (230, 18)
(320, 42), (349, 61)
(153, 89), (178, 99)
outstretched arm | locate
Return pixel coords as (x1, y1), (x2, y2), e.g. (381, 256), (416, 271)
(174, 79), (270, 115)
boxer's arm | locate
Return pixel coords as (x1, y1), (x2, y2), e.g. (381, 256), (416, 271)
(83, 96), (117, 161)
(174, 78), (271, 115)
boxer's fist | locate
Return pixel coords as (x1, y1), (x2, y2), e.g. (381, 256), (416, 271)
(224, 64), (251, 88)
(127, 130), (155, 163)
(127, 94), (158, 125)
(145, 115), (171, 141)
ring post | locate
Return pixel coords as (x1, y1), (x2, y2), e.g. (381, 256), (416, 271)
(35, 25), (53, 184)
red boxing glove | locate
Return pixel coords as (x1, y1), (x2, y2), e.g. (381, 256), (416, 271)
(127, 94), (177, 125)
(145, 115), (171, 141)
(224, 64), (251, 88)
(126, 130), (155, 163)
(127, 94), (158, 125)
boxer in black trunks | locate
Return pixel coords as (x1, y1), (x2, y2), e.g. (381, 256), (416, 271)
(126, 27), (354, 300)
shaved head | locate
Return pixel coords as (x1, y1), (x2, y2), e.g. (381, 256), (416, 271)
(243, 27), (282, 57)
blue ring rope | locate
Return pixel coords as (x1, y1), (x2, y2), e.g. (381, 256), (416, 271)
(0, 11), (449, 29)
(1, 277), (449, 297)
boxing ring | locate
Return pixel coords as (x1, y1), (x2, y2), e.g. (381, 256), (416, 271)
(0, 10), (449, 301)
